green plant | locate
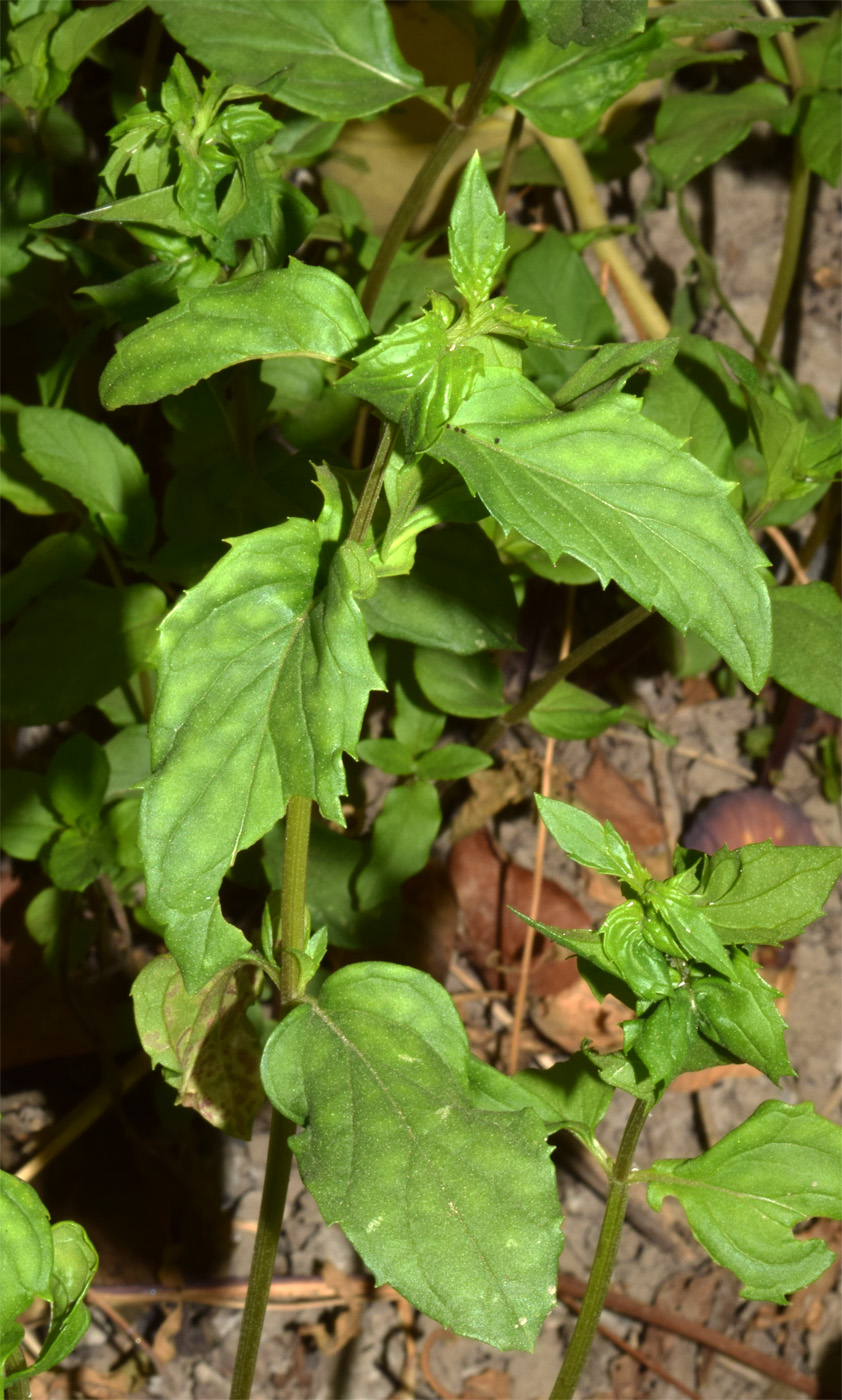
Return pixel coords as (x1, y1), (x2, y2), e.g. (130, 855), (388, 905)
(2, 2), (841, 1397)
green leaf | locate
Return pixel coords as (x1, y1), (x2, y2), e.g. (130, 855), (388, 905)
(2, 582), (165, 726)
(646, 1100), (842, 1302)
(362, 525), (518, 655)
(434, 372), (772, 692)
(632, 993), (695, 1086)
(25, 887), (93, 976)
(0, 771), (61, 859)
(520, 0), (646, 48)
(152, 0), (424, 120)
(261, 962), (563, 1350)
(391, 653), (447, 756)
(2, 1214), (98, 1386)
(48, 0), (144, 73)
(507, 229), (618, 394)
(468, 1051), (613, 1161)
(494, 22), (661, 139)
(641, 333), (749, 480)
(356, 738), (416, 777)
(103, 725), (151, 801)
(46, 823), (116, 893)
(449, 151), (506, 311)
(650, 84), (796, 189)
(36, 186), (196, 236)
(770, 582), (841, 718)
(698, 841), (842, 946)
(0, 1171), (52, 1371)
(536, 796), (648, 890)
(1, 531), (96, 625)
(18, 408), (156, 556)
(132, 955), (263, 1139)
(801, 91), (841, 186)
(416, 744), (494, 781)
(338, 312), (483, 458)
(140, 519), (384, 991)
(414, 647), (504, 719)
(530, 678), (670, 742)
(554, 338), (680, 410)
(356, 781), (441, 910)
(693, 949), (793, 1082)
(100, 261), (370, 409)
(601, 901), (675, 1001)
(46, 735), (109, 827)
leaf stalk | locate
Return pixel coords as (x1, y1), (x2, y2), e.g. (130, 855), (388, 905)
(548, 1096), (650, 1400)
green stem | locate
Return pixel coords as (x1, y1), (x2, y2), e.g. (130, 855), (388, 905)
(347, 420), (399, 546)
(477, 604), (651, 752)
(754, 0), (808, 368)
(361, 0), (521, 320)
(229, 794), (311, 1400)
(4, 1349), (31, 1400)
(548, 1097), (650, 1400)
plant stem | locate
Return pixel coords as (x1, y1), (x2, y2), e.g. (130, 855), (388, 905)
(348, 421), (399, 546)
(361, 0), (521, 319)
(534, 133), (670, 341)
(4, 1350), (31, 1400)
(754, 0), (808, 368)
(229, 794), (311, 1400)
(477, 603), (651, 752)
(548, 1097), (650, 1400)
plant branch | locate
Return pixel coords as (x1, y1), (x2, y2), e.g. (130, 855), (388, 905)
(229, 794), (311, 1399)
(533, 133), (671, 340)
(548, 1096), (650, 1400)
(477, 604), (651, 752)
(494, 108), (525, 213)
(361, 0), (521, 319)
(754, 0), (809, 367)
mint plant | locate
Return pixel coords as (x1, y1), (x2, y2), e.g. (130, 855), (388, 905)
(2, 2), (841, 1397)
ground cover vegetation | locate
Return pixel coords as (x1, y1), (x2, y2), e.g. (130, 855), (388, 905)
(1, 2), (841, 1397)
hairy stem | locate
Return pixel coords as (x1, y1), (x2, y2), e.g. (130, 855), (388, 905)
(549, 1097), (650, 1400)
(535, 134), (670, 340)
(348, 421), (399, 547)
(229, 795), (311, 1399)
(754, 0), (808, 367)
(361, 0), (521, 319)
(477, 604), (651, 752)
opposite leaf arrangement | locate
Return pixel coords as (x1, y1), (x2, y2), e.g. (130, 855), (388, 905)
(1, 3), (841, 1399)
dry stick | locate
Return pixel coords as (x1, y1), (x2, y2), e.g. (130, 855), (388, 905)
(507, 587), (576, 1075)
(559, 1292), (702, 1400)
(615, 728), (756, 783)
(15, 1052), (149, 1183)
(765, 523), (811, 585)
(419, 1330), (461, 1400)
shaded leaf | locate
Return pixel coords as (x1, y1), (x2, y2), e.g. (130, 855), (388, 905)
(650, 84), (795, 189)
(770, 582), (841, 718)
(0, 771), (61, 860)
(520, 0), (647, 48)
(414, 647), (504, 719)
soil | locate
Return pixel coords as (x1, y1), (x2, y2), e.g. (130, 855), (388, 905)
(3, 105), (840, 1400)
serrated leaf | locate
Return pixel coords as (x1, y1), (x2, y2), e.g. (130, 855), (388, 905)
(494, 22), (661, 139)
(449, 151), (506, 311)
(770, 582), (841, 718)
(642, 333), (750, 479)
(100, 261), (370, 409)
(338, 313), (483, 458)
(698, 841), (842, 945)
(1, 581), (165, 726)
(656, 893), (734, 978)
(362, 524), (518, 655)
(132, 955), (263, 1138)
(413, 647), (504, 719)
(261, 963), (563, 1350)
(152, 0), (424, 121)
(650, 84), (796, 189)
(433, 371), (772, 691)
(140, 519), (384, 991)
(646, 1100), (842, 1302)
(0, 1171), (53, 1370)
(693, 949), (793, 1082)
(633, 993), (695, 1086)
(467, 1051), (613, 1160)
(536, 796), (648, 890)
